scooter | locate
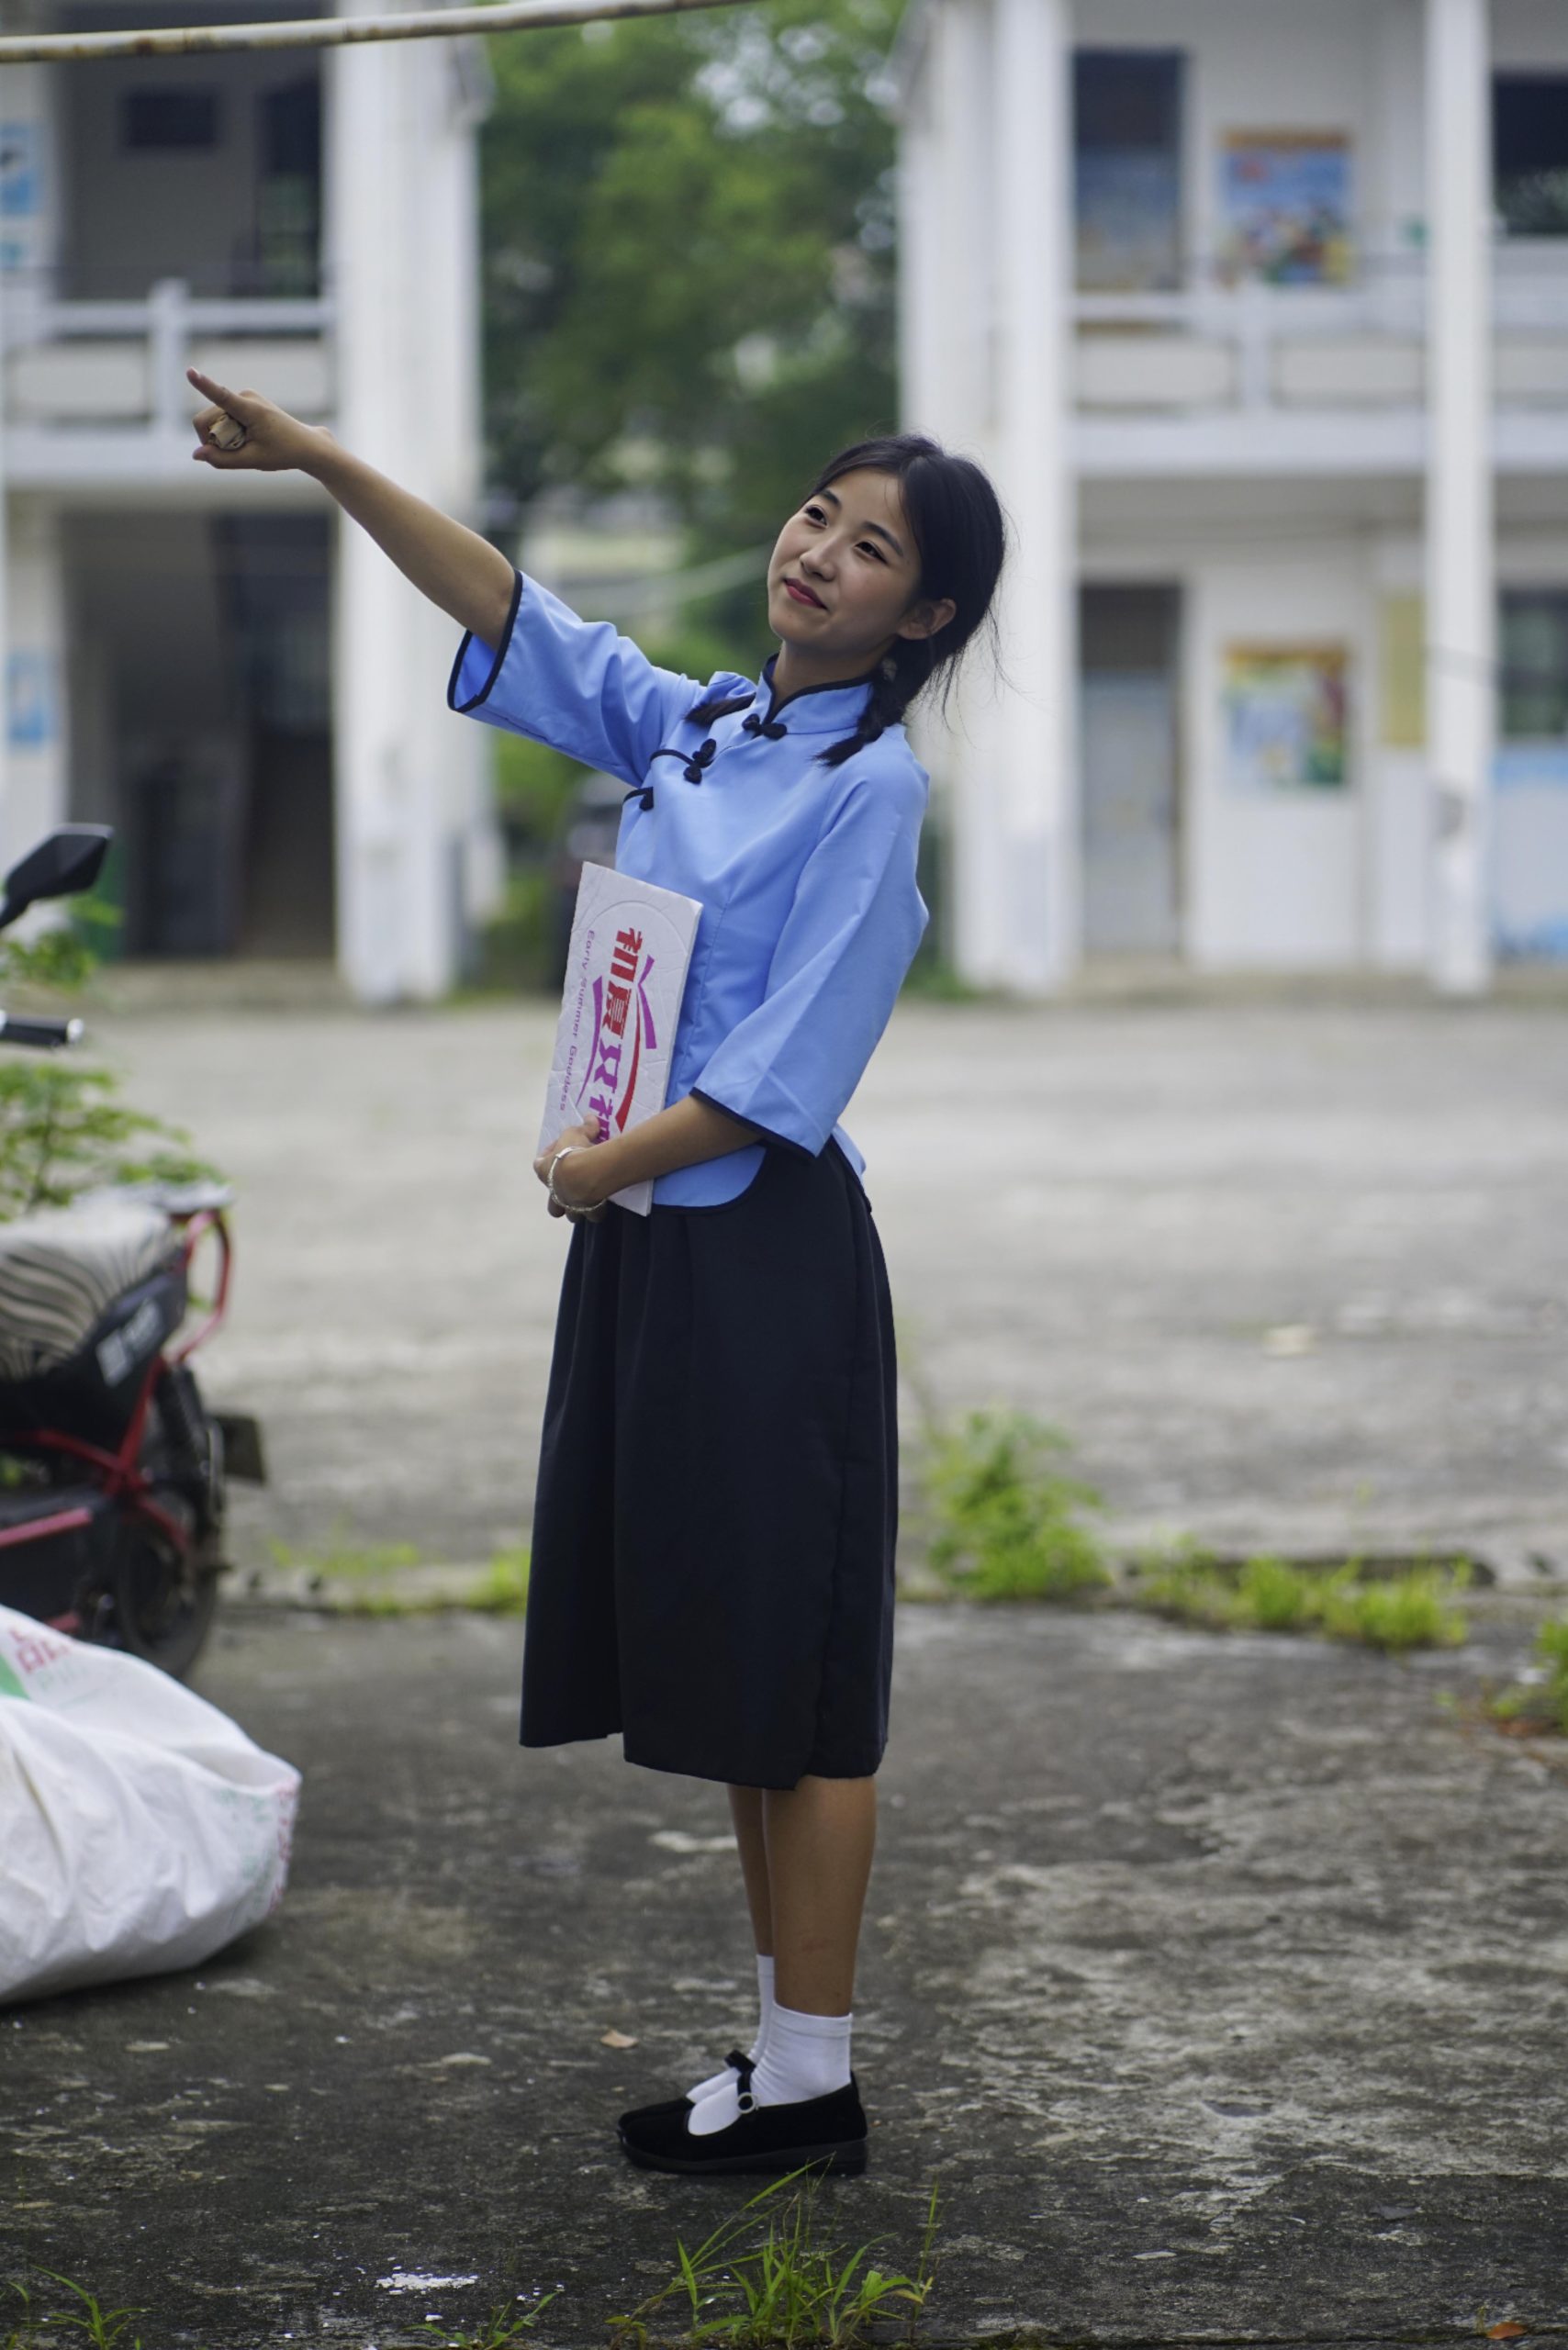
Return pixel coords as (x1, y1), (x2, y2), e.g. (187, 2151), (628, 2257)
(0, 826), (263, 1677)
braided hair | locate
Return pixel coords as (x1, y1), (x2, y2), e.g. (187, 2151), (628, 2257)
(684, 434), (1004, 771)
(808, 434), (1005, 769)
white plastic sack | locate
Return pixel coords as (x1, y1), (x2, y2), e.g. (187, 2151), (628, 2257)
(0, 1606), (300, 2005)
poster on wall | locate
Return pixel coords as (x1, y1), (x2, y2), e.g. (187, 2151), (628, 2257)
(1224, 643), (1349, 794)
(1493, 745), (1568, 963)
(0, 122), (41, 274)
(1218, 130), (1352, 285)
(6, 652), (55, 752)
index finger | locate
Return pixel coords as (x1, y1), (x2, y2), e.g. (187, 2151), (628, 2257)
(186, 366), (250, 417)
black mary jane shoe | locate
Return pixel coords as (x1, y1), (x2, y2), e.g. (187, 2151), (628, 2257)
(618, 2046), (750, 2137)
(618, 2052), (868, 2177)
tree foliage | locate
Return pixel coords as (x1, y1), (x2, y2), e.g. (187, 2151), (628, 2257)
(479, 0), (902, 549)
(0, 920), (213, 1219)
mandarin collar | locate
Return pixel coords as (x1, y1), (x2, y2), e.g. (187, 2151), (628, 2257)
(751, 652), (879, 735)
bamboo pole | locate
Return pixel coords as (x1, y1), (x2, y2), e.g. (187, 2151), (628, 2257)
(0, 0), (750, 66)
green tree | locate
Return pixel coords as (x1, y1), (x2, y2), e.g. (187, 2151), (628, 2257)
(0, 917), (213, 1218)
(480, 0), (901, 555)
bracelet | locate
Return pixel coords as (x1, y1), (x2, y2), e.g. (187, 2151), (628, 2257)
(547, 1144), (588, 1212)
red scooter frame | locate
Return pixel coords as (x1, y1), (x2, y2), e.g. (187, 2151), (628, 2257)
(3, 1204), (233, 1629)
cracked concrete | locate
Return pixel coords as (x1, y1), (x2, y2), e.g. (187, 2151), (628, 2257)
(3, 992), (1566, 2344)
(3, 1603), (1565, 2345)
(73, 992), (1568, 1581)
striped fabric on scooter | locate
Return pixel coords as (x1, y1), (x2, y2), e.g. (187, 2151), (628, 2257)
(0, 1198), (177, 1382)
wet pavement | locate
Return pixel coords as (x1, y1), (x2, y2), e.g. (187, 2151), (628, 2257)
(3, 1599), (1565, 2347)
(80, 992), (1568, 1585)
(4, 990), (1565, 2344)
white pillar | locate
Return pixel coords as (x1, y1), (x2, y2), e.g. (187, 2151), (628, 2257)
(329, 15), (409, 1002)
(987, 0), (1077, 992)
(1424, 0), (1494, 996)
(328, 7), (488, 1002)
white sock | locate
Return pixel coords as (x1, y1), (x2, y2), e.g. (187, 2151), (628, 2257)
(684, 1953), (776, 2105)
(688, 2000), (852, 2136)
(753, 2001), (852, 2104)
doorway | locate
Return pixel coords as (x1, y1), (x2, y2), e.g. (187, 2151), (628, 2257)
(64, 509), (334, 957)
(1074, 48), (1185, 293)
(1080, 584), (1182, 957)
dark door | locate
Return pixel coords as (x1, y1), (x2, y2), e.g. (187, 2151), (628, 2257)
(1074, 49), (1185, 292)
(1080, 585), (1182, 957)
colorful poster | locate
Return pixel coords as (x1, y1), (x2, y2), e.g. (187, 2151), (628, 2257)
(1225, 643), (1349, 793)
(6, 652), (55, 752)
(1218, 130), (1351, 285)
(1075, 151), (1182, 292)
(538, 864), (700, 1216)
(0, 122), (40, 274)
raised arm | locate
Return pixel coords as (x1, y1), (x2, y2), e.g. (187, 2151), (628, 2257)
(186, 368), (514, 645)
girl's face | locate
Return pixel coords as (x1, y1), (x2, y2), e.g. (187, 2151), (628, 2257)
(766, 468), (956, 666)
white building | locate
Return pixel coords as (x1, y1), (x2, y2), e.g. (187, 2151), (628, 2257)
(0, 1), (498, 999)
(896, 0), (1568, 990)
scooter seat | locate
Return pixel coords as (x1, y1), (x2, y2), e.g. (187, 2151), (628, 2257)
(0, 1197), (179, 1382)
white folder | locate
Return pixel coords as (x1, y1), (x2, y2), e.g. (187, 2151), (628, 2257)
(537, 862), (702, 1215)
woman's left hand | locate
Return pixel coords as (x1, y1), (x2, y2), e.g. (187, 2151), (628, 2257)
(533, 1113), (609, 1220)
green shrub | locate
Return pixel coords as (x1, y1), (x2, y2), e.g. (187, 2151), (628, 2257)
(924, 1409), (1110, 1603)
(0, 907), (212, 1217)
(1486, 1614), (1568, 1733)
(466, 1545), (531, 1616)
(610, 2169), (940, 2350)
(1129, 1544), (1472, 1652)
(1318, 1560), (1471, 1651)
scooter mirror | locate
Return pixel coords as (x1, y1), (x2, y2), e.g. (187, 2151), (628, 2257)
(0, 825), (112, 927)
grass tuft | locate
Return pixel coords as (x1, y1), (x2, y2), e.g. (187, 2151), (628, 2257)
(268, 1533), (424, 1583)
(610, 2167), (941, 2349)
(1127, 1542), (1473, 1652)
(8, 2273), (146, 2349)
(464, 1544), (532, 1617)
(263, 1532), (530, 1618)
(406, 2294), (557, 2348)
(1480, 1613), (1568, 1736)
(922, 1410), (1111, 1603)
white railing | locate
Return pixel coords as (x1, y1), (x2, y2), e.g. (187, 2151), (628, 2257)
(1070, 249), (1568, 417)
(1, 274), (334, 434)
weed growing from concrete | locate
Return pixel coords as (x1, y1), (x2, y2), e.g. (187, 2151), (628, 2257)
(404, 2294), (558, 2348)
(1480, 1614), (1568, 1736)
(922, 1410), (1111, 1603)
(6, 2271), (145, 2348)
(268, 1533), (425, 1583)
(464, 1545), (532, 1616)
(609, 2169), (941, 2349)
(263, 1534), (531, 1617)
(1127, 1543), (1472, 1651)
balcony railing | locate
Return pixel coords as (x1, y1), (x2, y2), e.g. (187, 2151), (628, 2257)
(1070, 250), (1568, 418)
(1, 274), (334, 437)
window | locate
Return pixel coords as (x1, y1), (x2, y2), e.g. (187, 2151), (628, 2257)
(1074, 50), (1184, 292)
(1494, 74), (1568, 238)
(122, 89), (220, 151)
(1500, 592), (1568, 740)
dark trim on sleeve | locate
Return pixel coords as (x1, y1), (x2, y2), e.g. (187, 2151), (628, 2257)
(447, 566), (524, 715)
(690, 1088), (816, 1159)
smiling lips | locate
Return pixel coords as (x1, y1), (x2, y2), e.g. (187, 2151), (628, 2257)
(783, 576), (825, 609)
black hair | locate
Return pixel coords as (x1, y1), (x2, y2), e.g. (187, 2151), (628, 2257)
(690, 432), (1007, 770)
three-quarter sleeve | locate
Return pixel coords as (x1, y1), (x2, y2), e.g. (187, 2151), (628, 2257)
(689, 762), (930, 1158)
(447, 569), (709, 789)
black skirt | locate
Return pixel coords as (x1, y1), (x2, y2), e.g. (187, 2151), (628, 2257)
(521, 1137), (899, 1789)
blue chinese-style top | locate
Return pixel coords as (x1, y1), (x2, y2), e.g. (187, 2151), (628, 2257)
(448, 570), (930, 1208)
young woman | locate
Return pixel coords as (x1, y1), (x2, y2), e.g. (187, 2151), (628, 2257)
(187, 364), (1005, 2179)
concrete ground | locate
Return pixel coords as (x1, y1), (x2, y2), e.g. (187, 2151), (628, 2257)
(79, 990), (1568, 1582)
(3, 991), (1567, 2344)
(5, 1601), (1566, 2348)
